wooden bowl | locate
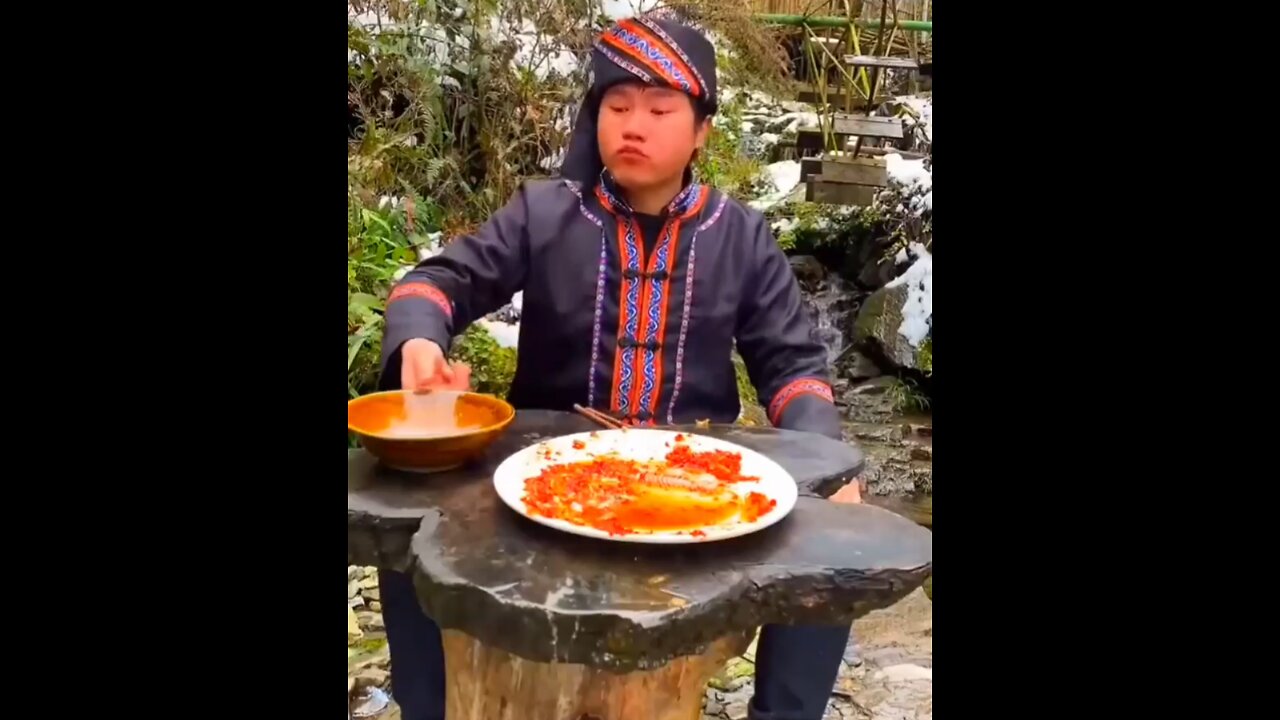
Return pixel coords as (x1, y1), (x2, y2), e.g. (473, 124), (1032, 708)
(347, 390), (516, 472)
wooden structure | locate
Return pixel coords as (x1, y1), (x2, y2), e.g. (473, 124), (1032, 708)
(348, 410), (932, 720)
(803, 50), (926, 207)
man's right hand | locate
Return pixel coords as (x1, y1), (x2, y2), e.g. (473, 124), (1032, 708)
(401, 338), (460, 392)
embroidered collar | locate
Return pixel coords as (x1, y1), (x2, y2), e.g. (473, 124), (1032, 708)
(595, 169), (704, 220)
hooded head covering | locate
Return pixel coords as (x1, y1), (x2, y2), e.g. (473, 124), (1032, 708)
(560, 13), (718, 187)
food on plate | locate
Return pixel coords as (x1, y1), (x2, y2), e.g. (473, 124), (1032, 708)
(520, 443), (777, 536)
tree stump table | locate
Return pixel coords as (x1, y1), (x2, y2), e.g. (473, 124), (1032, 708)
(348, 410), (932, 720)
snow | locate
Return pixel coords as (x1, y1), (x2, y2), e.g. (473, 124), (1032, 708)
(895, 95), (932, 141)
(885, 153), (933, 215)
(477, 319), (520, 348)
(885, 153), (932, 193)
(748, 160), (802, 211)
(600, 0), (661, 19)
(885, 243), (932, 348)
(501, 18), (581, 79)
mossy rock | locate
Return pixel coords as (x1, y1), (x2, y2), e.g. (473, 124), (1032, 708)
(853, 284), (929, 372)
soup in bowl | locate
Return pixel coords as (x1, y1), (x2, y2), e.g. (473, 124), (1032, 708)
(347, 390), (516, 472)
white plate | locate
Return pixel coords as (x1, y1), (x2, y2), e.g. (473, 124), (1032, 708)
(492, 428), (798, 544)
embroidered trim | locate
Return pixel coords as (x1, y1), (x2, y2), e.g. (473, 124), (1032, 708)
(632, 217), (681, 416)
(565, 180), (608, 407)
(608, 210), (644, 417)
(767, 377), (835, 426)
(697, 193), (729, 231)
(592, 41), (654, 86)
(595, 176), (707, 421)
(666, 229), (699, 424)
(633, 16), (709, 98)
(388, 282), (452, 318)
(600, 21), (699, 97)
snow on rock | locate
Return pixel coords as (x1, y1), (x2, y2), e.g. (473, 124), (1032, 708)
(885, 243), (932, 349)
(749, 160), (803, 211)
(853, 243), (932, 370)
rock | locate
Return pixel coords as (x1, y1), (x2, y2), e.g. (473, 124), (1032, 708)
(788, 255), (825, 289)
(348, 566), (360, 581)
(910, 423), (932, 437)
(846, 423), (904, 443)
(703, 699), (723, 715)
(348, 607), (363, 644)
(710, 657), (755, 691)
(854, 284), (929, 371)
(348, 579), (360, 598)
(876, 664), (932, 682)
(356, 667), (390, 687)
(847, 376), (898, 396)
(364, 587), (380, 601)
(910, 446), (933, 461)
(358, 611), (385, 631)
(349, 595), (365, 609)
(358, 576), (379, 590)
(725, 699), (750, 720)
(369, 601), (381, 612)
(837, 349), (882, 382)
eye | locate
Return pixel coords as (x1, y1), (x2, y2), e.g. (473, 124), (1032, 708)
(650, 109), (672, 116)
(608, 105), (631, 113)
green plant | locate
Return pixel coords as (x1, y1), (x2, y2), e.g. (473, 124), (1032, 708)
(695, 90), (762, 200)
(887, 376), (931, 414)
(918, 336), (932, 377)
(348, 195), (422, 397)
(449, 324), (517, 398)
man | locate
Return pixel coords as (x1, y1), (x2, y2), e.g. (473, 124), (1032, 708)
(378, 13), (861, 720)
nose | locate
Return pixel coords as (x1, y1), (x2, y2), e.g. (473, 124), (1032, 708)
(620, 112), (647, 142)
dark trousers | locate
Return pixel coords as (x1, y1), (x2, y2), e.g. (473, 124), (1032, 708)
(379, 569), (849, 720)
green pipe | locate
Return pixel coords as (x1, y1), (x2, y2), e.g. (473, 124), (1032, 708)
(756, 14), (933, 33)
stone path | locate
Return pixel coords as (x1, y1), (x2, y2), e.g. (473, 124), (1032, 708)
(698, 587), (932, 720)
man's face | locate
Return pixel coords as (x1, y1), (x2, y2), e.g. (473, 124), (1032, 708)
(597, 81), (710, 192)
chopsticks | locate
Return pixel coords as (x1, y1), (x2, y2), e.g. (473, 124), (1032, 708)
(573, 403), (625, 429)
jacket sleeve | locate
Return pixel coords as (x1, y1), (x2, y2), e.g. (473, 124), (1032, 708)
(379, 184), (530, 386)
(735, 213), (842, 440)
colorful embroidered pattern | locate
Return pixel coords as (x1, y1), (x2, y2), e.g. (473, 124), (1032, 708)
(767, 377), (835, 426)
(632, 218), (680, 416)
(592, 41), (654, 86)
(633, 15), (709, 99)
(597, 173), (708, 421)
(600, 20), (700, 97)
(388, 282), (452, 318)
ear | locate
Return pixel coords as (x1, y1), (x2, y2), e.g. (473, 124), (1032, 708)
(694, 117), (712, 150)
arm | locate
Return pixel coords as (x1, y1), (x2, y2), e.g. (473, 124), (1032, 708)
(735, 214), (842, 441)
(379, 185), (530, 385)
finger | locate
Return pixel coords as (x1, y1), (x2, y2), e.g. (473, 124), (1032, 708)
(412, 352), (437, 390)
(451, 363), (472, 390)
(438, 358), (455, 384)
(401, 356), (416, 392)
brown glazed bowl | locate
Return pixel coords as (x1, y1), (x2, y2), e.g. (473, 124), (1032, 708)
(347, 390), (516, 472)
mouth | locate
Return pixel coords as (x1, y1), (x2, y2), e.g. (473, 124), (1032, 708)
(617, 147), (648, 159)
